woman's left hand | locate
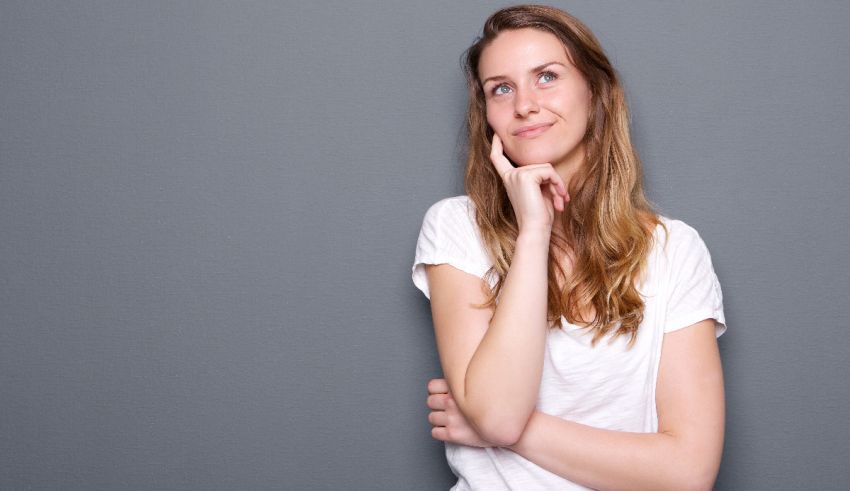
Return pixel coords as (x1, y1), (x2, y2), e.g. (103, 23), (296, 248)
(427, 378), (492, 448)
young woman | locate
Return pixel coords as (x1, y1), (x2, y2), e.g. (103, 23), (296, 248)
(411, 5), (726, 491)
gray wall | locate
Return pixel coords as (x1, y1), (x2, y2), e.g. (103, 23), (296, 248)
(2, 1), (848, 489)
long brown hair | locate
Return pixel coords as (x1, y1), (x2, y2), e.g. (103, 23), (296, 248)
(464, 4), (662, 345)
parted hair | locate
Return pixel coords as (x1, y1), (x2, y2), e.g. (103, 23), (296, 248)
(463, 4), (662, 345)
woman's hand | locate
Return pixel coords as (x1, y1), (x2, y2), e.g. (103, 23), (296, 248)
(427, 378), (492, 448)
(490, 134), (569, 234)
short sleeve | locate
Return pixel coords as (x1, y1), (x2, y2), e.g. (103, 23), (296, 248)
(411, 196), (491, 299)
(663, 221), (727, 337)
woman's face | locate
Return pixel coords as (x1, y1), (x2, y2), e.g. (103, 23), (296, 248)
(479, 28), (592, 172)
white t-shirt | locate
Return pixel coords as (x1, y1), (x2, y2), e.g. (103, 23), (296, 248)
(411, 196), (726, 491)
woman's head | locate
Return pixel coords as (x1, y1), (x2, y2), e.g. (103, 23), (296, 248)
(463, 5), (660, 345)
(477, 27), (592, 173)
(464, 4), (628, 190)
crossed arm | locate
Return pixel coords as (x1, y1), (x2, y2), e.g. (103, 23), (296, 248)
(425, 263), (725, 491)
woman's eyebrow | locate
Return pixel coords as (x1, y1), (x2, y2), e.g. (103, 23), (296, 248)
(481, 61), (568, 85)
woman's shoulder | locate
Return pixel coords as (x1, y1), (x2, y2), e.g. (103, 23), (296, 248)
(420, 195), (479, 232)
(652, 215), (710, 255)
(649, 216), (726, 336)
(423, 195), (475, 218)
(413, 195), (491, 298)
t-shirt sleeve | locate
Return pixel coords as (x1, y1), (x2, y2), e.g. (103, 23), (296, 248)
(411, 197), (491, 299)
(663, 221), (727, 337)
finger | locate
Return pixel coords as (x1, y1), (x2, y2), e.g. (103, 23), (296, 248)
(431, 426), (448, 442)
(428, 410), (448, 427)
(548, 182), (557, 197)
(527, 163), (566, 197)
(489, 134), (514, 177)
(558, 179), (567, 198)
(513, 163), (566, 190)
(427, 393), (449, 410)
(553, 183), (566, 211)
(548, 168), (568, 197)
(427, 378), (449, 394)
(445, 395), (457, 408)
(548, 183), (564, 212)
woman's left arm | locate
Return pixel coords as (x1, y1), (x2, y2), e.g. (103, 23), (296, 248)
(428, 318), (724, 491)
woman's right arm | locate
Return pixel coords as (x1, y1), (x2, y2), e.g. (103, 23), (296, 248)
(426, 135), (567, 446)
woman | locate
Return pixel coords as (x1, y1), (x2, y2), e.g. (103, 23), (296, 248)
(411, 5), (726, 491)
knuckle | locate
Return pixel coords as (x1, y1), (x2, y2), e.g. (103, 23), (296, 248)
(446, 428), (461, 442)
(518, 171), (536, 183)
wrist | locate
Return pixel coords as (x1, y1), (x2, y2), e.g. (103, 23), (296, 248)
(516, 229), (552, 250)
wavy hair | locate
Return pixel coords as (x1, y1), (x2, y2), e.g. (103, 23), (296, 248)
(463, 5), (662, 345)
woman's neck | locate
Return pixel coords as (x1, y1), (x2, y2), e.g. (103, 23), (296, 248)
(553, 143), (587, 191)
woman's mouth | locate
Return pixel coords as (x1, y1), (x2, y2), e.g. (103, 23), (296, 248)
(513, 122), (554, 138)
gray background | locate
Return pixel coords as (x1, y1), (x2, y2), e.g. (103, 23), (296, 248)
(2, 1), (848, 489)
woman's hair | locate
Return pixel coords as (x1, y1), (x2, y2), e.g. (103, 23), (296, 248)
(463, 4), (662, 345)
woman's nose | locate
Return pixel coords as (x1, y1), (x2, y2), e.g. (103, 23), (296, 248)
(514, 87), (539, 117)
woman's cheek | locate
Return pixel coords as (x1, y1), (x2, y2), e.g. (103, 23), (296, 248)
(485, 106), (507, 136)
(485, 113), (497, 137)
(502, 143), (530, 167)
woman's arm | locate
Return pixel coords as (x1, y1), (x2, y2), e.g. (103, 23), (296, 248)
(427, 231), (548, 445)
(426, 135), (567, 446)
(428, 318), (725, 491)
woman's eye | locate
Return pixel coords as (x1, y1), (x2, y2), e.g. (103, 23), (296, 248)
(492, 84), (512, 95)
(538, 71), (557, 84)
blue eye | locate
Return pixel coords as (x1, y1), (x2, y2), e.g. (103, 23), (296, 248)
(493, 84), (512, 95)
(539, 71), (557, 83)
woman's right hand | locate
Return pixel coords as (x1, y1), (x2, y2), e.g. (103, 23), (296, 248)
(490, 134), (569, 234)
(427, 378), (492, 448)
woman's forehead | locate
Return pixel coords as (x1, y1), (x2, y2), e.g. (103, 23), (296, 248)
(478, 29), (573, 79)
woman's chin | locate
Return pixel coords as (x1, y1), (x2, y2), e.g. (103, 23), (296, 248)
(507, 145), (582, 168)
(509, 153), (557, 167)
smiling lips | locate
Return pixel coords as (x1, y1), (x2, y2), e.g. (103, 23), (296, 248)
(512, 122), (554, 138)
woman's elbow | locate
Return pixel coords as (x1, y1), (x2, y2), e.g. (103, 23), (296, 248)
(686, 464), (719, 491)
(669, 454), (719, 491)
(478, 425), (523, 447)
(470, 411), (529, 447)
(673, 474), (716, 491)
(458, 389), (535, 446)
